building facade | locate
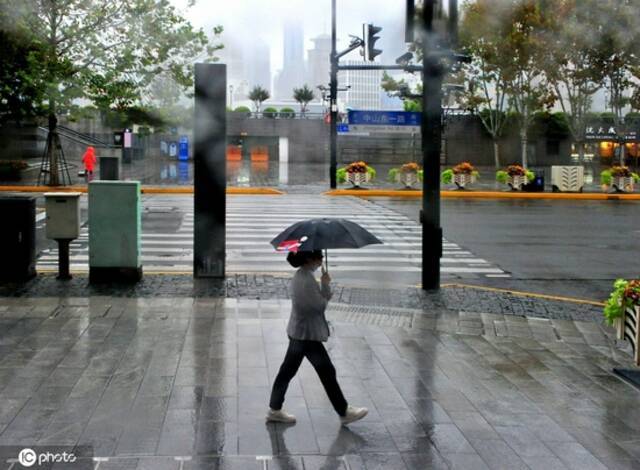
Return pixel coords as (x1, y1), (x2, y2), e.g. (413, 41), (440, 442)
(338, 60), (383, 110)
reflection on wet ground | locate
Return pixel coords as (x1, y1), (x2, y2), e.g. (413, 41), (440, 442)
(0, 296), (638, 469)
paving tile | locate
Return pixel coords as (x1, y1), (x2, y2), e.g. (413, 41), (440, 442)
(493, 425), (555, 459)
(546, 441), (608, 470)
(302, 454), (366, 470)
(441, 452), (490, 469)
(469, 438), (529, 470)
(449, 411), (500, 440)
(424, 423), (476, 454)
(521, 455), (569, 469)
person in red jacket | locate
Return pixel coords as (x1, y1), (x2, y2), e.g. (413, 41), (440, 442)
(81, 146), (96, 181)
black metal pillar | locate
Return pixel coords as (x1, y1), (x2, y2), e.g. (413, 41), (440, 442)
(330, 0), (338, 189)
(421, 0), (443, 290)
(194, 63), (226, 278)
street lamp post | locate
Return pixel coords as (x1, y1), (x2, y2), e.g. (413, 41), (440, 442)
(421, 0), (444, 290)
(330, 0), (338, 189)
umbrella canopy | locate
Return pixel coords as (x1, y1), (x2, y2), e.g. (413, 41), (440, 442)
(270, 218), (383, 252)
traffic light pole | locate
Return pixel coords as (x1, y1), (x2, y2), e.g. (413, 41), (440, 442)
(330, 0), (338, 189)
(421, 0), (444, 290)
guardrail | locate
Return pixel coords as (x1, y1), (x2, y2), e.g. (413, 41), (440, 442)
(38, 126), (119, 149)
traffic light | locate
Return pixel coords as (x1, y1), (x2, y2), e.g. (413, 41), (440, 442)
(364, 24), (382, 62)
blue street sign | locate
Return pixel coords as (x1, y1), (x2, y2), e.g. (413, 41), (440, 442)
(348, 110), (422, 126)
(178, 135), (189, 161)
(337, 123), (349, 133)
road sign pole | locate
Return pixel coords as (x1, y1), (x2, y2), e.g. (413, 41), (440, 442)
(330, 0), (338, 189)
(421, 0), (443, 291)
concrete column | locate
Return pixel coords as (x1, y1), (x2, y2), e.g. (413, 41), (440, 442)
(194, 63), (226, 278)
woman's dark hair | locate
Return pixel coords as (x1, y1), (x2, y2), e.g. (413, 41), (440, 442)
(287, 250), (323, 268)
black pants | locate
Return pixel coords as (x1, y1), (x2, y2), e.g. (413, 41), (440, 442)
(269, 338), (348, 416)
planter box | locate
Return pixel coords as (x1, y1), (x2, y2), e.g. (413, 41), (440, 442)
(453, 173), (476, 189)
(346, 171), (370, 188)
(551, 166), (584, 192)
(508, 175), (528, 191)
(611, 176), (635, 193)
(624, 305), (639, 365)
(396, 171), (418, 188)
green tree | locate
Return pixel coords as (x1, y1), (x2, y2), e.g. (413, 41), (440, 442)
(541, 0), (606, 161)
(459, 0), (513, 168)
(592, 0), (640, 164)
(0, 0), (221, 184)
(0, 28), (47, 124)
(293, 84), (314, 115)
(501, 1), (556, 168)
(381, 72), (422, 111)
(248, 85), (270, 113)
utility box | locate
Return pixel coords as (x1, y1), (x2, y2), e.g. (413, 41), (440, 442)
(551, 166), (584, 192)
(99, 155), (120, 180)
(44, 192), (81, 240)
(88, 181), (142, 282)
(0, 196), (36, 281)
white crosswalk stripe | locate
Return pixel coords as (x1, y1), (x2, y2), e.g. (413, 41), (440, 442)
(37, 195), (508, 278)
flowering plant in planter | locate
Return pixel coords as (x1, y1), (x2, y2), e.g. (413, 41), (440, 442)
(337, 161), (376, 187)
(388, 162), (424, 188)
(600, 166), (639, 192)
(603, 279), (640, 325)
(441, 162), (480, 189)
(496, 164), (535, 190)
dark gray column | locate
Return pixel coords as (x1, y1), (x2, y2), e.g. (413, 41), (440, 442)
(194, 63), (226, 278)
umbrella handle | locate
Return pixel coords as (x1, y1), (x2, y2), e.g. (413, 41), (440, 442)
(324, 249), (328, 274)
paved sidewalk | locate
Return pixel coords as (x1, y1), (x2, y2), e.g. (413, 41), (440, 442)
(0, 274), (604, 323)
(1, 289), (639, 469)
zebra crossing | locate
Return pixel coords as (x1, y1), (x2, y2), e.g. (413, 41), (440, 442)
(36, 195), (509, 281)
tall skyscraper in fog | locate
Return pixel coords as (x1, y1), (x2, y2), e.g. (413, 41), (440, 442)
(275, 20), (305, 100)
(245, 39), (272, 95)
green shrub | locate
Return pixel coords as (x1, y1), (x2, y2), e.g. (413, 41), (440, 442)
(233, 106), (251, 114)
(601, 169), (613, 186)
(441, 169), (454, 184)
(603, 279), (640, 325)
(496, 170), (509, 184)
(388, 168), (399, 183)
(263, 107), (278, 118)
(337, 167), (347, 184)
(279, 107), (295, 119)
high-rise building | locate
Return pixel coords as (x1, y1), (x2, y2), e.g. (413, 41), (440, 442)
(306, 34), (331, 91)
(245, 39), (272, 95)
(338, 60), (383, 110)
(275, 20), (305, 100)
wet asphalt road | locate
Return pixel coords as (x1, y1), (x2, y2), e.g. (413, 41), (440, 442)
(366, 197), (640, 301)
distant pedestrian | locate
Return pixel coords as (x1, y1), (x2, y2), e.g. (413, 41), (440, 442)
(81, 146), (96, 181)
(266, 250), (368, 425)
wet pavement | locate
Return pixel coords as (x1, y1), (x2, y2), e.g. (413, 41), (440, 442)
(0, 292), (639, 469)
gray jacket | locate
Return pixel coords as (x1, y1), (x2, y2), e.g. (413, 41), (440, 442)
(286, 266), (332, 342)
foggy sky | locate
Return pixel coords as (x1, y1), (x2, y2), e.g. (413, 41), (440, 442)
(172, 0), (408, 72)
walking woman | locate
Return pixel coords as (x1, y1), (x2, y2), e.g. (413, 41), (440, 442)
(267, 250), (368, 425)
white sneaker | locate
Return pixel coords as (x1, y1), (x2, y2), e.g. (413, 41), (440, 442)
(340, 405), (368, 425)
(266, 408), (296, 423)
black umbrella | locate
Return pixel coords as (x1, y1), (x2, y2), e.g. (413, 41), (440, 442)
(270, 218), (383, 272)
